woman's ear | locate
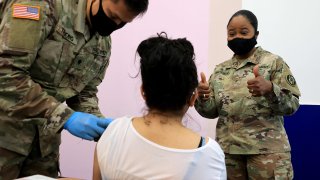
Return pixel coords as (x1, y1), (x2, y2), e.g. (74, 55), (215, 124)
(255, 31), (259, 39)
(140, 85), (146, 100)
(188, 90), (198, 107)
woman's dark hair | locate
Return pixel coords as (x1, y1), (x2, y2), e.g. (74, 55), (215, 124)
(137, 32), (198, 113)
(227, 9), (258, 34)
(124, 0), (148, 15)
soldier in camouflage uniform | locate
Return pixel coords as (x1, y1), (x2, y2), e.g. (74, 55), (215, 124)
(0, 0), (148, 179)
(195, 10), (300, 180)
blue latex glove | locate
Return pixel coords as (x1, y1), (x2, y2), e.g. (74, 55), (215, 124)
(63, 112), (113, 141)
(98, 118), (113, 128)
(94, 118), (114, 141)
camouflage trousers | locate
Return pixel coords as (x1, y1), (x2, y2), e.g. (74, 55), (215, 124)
(225, 152), (293, 180)
(0, 132), (60, 180)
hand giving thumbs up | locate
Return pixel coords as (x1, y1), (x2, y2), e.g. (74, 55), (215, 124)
(247, 65), (273, 96)
(197, 72), (211, 100)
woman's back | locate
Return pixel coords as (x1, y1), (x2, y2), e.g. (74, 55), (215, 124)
(96, 117), (226, 180)
(93, 33), (226, 180)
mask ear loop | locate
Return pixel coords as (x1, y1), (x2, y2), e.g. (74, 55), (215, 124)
(90, 0), (104, 18)
(89, 0), (94, 17)
(98, 0), (104, 14)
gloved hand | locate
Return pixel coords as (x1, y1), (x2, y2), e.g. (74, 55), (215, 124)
(63, 112), (113, 141)
(93, 117), (114, 141)
(97, 118), (113, 128)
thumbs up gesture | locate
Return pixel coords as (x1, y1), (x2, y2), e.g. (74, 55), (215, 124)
(197, 72), (211, 100)
(253, 64), (260, 77)
(247, 65), (273, 96)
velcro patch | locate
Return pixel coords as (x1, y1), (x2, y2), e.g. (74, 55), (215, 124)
(12, 4), (40, 21)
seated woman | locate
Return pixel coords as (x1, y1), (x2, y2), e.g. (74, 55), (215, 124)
(93, 33), (226, 180)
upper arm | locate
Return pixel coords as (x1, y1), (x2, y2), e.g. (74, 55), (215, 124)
(65, 63), (108, 117)
(271, 57), (301, 97)
(93, 146), (102, 180)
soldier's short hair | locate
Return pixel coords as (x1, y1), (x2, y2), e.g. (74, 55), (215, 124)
(123, 0), (149, 15)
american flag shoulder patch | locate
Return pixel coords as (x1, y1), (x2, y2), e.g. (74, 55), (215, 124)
(12, 4), (40, 21)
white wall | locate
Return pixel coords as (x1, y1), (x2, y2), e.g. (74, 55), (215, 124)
(243, 0), (320, 105)
(209, 0), (241, 72)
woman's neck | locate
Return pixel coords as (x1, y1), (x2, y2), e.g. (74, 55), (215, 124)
(132, 111), (202, 149)
(142, 111), (184, 127)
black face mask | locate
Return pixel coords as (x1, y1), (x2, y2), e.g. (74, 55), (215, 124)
(227, 36), (257, 55)
(90, 0), (126, 36)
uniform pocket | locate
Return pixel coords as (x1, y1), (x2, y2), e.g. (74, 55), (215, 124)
(273, 153), (293, 180)
(64, 46), (109, 92)
(274, 164), (293, 180)
(30, 39), (64, 83)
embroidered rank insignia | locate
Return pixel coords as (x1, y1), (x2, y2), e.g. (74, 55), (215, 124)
(12, 4), (40, 21)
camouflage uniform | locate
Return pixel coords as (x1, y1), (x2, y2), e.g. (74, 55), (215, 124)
(0, 0), (111, 178)
(195, 47), (300, 180)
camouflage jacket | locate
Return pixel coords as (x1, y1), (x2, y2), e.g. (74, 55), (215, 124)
(195, 47), (301, 154)
(0, 0), (111, 156)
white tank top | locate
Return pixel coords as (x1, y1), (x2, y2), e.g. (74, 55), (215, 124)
(96, 116), (226, 180)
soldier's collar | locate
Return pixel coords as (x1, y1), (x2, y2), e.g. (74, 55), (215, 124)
(230, 47), (262, 69)
(248, 46), (263, 64)
(74, 0), (90, 41)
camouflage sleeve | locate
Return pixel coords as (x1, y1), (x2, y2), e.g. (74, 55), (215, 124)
(0, 0), (9, 21)
(264, 57), (301, 115)
(66, 59), (109, 118)
(66, 82), (103, 118)
(194, 73), (219, 119)
(0, 1), (73, 134)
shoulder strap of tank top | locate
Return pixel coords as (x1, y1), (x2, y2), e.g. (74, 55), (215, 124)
(197, 136), (206, 148)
